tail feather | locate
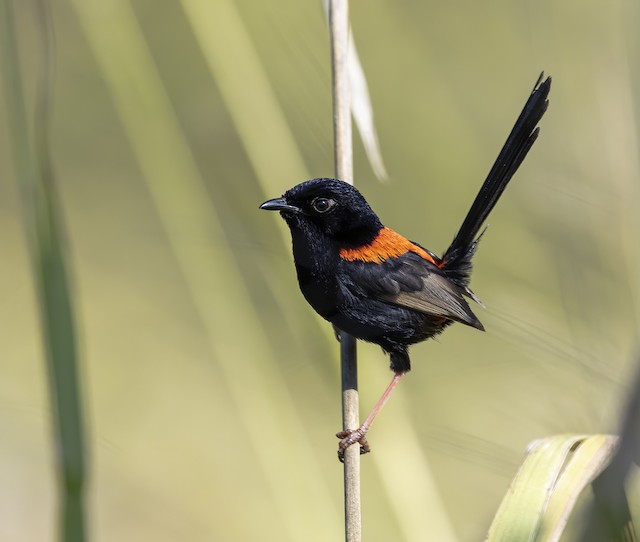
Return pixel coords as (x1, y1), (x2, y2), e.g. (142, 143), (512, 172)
(443, 73), (551, 285)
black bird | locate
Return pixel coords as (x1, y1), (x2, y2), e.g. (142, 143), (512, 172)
(260, 74), (551, 461)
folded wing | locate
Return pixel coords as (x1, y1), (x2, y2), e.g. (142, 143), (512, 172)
(339, 251), (484, 330)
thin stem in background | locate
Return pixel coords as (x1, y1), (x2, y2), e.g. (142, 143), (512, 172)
(578, 356), (640, 542)
(328, 0), (361, 541)
(0, 1), (87, 540)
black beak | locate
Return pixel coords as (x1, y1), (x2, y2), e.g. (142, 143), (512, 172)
(259, 197), (304, 214)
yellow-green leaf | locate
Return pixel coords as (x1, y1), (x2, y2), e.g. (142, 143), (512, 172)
(486, 434), (619, 542)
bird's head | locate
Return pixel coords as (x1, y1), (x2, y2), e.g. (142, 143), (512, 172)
(259, 178), (383, 245)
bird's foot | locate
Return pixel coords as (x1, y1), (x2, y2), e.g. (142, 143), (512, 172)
(336, 427), (371, 462)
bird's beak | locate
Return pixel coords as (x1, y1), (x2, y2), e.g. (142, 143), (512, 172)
(259, 197), (304, 214)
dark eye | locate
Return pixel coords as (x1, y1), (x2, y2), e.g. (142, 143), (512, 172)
(311, 197), (336, 214)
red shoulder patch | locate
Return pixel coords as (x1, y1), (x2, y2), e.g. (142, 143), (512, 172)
(339, 227), (438, 265)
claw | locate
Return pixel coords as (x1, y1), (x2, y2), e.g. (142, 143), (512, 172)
(336, 428), (371, 462)
(334, 373), (406, 461)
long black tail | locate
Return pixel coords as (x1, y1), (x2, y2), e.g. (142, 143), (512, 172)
(442, 73), (551, 286)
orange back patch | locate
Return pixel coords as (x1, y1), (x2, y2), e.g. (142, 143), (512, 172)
(339, 227), (438, 265)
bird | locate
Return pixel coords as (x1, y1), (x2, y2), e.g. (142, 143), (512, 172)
(260, 74), (551, 461)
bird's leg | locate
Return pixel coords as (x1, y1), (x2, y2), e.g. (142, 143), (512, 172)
(336, 371), (406, 462)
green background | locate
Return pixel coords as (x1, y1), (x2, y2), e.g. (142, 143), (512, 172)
(2, 0), (639, 540)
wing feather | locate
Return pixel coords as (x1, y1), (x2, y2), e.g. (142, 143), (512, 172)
(339, 251), (484, 330)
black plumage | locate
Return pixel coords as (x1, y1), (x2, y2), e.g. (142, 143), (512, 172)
(260, 74), (551, 460)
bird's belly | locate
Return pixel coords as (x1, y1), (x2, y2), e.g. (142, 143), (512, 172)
(329, 298), (448, 346)
(296, 262), (450, 346)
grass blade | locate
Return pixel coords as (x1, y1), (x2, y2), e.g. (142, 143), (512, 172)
(322, 0), (388, 181)
(0, 1), (87, 540)
(69, 1), (340, 538)
(486, 434), (619, 542)
(578, 359), (640, 542)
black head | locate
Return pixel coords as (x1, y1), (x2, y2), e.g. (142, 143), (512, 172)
(259, 178), (383, 244)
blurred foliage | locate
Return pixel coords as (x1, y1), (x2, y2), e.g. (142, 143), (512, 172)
(1, 0), (639, 541)
(1, 0), (87, 540)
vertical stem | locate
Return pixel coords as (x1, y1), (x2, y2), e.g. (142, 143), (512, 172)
(340, 334), (360, 540)
(328, 1), (361, 541)
(329, 0), (353, 183)
(1, 1), (87, 540)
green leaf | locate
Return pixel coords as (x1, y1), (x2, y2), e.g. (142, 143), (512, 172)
(486, 434), (619, 542)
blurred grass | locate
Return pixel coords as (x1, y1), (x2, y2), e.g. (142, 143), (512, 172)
(68, 0), (339, 539)
(1, 0), (639, 541)
(1, 0), (86, 540)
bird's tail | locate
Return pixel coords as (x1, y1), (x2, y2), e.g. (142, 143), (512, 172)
(442, 73), (551, 288)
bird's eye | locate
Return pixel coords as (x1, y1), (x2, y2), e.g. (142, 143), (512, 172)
(311, 197), (336, 214)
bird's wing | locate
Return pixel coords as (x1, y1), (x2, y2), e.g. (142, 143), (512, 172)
(338, 250), (484, 330)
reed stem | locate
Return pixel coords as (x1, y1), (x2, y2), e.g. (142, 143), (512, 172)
(328, 1), (361, 540)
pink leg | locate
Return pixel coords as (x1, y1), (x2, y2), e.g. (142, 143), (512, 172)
(337, 372), (406, 461)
